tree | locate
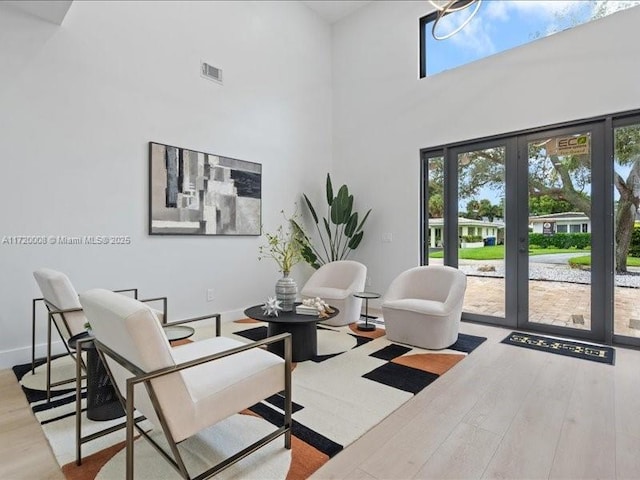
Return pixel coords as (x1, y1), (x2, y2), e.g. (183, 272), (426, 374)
(463, 198), (502, 220)
(613, 125), (640, 272)
(427, 157), (445, 218)
(429, 193), (444, 218)
(464, 199), (480, 219)
(529, 195), (575, 216)
(478, 198), (502, 220)
(425, 130), (640, 273)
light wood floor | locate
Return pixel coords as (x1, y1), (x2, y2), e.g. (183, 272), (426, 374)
(312, 321), (640, 480)
(0, 368), (64, 480)
(2, 321), (639, 480)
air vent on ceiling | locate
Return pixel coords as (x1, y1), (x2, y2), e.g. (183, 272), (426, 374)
(201, 62), (223, 84)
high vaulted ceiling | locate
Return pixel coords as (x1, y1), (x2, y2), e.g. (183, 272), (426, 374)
(2, 1), (370, 26)
(303, 1), (371, 23)
(1, 0), (73, 25)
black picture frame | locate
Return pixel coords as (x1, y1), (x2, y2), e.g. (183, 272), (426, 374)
(149, 141), (262, 236)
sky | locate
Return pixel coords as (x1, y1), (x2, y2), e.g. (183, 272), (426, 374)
(425, 0), (640, 76)
(426, 1), (640, 209)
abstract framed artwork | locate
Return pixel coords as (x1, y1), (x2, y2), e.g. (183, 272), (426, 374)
(149, 142), (262, 236)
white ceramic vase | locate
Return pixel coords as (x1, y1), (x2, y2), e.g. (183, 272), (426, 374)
(275, 272), (297, 312)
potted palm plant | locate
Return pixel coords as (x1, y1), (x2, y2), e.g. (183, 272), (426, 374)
(292, 174), (371, 269)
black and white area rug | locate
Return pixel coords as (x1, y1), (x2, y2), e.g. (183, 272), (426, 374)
(14, 319), (487, 479)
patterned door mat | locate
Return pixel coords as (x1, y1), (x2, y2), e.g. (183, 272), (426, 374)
(501, 331), (615, 365)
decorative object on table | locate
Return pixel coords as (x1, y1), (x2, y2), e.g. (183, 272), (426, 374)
(297, 297), (335, 318)
(261, 296), (283, 317)
(300, 260), (367, 326)
(258, 210), (304, 312)
(149, 141), (262, 236)
(353, 291), (381, 332)
(291, 173), (371, 269)
(275, 274), (297, 313)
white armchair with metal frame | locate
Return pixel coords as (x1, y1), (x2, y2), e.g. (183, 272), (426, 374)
(72, 310), (222, 466)
(32, 268), (167, 401)
(300, 260), (367, 326)
(79, 289), (292, 480)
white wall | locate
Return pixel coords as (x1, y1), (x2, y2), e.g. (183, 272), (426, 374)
(332, 2), (640, 301)
(0, 1), (332, 367)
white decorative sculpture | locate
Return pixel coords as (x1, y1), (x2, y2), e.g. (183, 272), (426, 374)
(262, 296), (283, 317)
(301, 297), (335, 318)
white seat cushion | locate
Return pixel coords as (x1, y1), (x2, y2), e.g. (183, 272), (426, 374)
(172, 337), (284, 402)
(168, 336), (285, 442)
(383, 299), (448, 317)
(301, 286), (350, 301)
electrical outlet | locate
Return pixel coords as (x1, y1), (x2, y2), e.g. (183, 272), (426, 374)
(206, 289), (215, 302)
(382, 232), (393, 243)
(366, 276), (372, 287)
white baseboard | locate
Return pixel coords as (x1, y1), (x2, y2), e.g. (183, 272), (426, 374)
(1, 308), (249, 369)
(0, 340), (67, 370)
(222, 308), (247, 322)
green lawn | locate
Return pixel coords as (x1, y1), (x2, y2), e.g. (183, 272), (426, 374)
(569, 255), (640, 267)
(429, 245), (591, 260)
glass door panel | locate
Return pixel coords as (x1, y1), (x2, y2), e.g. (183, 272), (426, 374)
(425, 154), (445, 266)
(525, 132), (592, 331)
(457, 146), (506, 318)
(423, 121), (607, 341)
(613, 123), (640, 339)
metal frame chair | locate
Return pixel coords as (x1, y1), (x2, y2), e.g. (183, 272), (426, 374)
(31, 288), (140, 400)
(74, 312), (222, 466)
(95, 332), (291, 480)
(79, 289), (291, 480)
(32, 287), (169, 400)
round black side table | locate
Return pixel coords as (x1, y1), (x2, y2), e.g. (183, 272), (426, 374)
(354, 292), (381, 331)
(68, 332), (125, 421)
(243, 303), (339, 362)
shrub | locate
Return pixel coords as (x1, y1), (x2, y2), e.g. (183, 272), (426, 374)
(461, 235), (483, 242)
(529, 233), (590, 249)
(630, 225), (640, 257)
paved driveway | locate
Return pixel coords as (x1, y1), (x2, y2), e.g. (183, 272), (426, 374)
(528, 252), (587, 264)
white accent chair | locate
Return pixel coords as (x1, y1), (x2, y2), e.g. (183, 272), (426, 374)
(33, 268), (94, 400)
(300, 260), (367, 326)
(79, 289), (292, 480)
(32, 268), (148, 400)
(382, 266), (467, 350)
